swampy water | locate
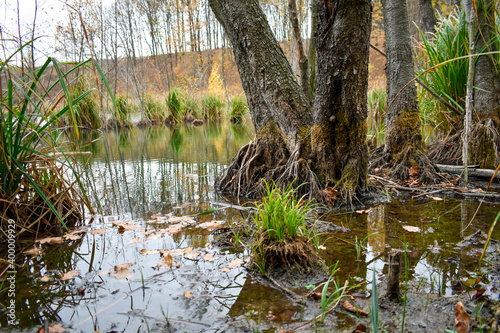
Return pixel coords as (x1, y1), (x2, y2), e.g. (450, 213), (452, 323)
(2, 122), (500, 332)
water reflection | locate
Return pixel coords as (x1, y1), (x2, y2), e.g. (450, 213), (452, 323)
(2, 121), (500, 332)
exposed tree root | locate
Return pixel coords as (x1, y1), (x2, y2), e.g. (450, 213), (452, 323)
(428, 132), (462, 165)
(216, 140), (322, 201)
(371, 145), (443, 185)
(428, 122), (500, 168)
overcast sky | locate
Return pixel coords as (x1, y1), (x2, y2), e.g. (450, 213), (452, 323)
(0, 0), (112, 62)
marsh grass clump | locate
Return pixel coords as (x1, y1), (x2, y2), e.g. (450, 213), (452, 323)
(202, 94), (225, 120)
(230, 95), (248, 123)
(251, 181), (321, 274)
(165, 88), (184, 123)
(67, 76), (101, 129)
(1, 52), (94, 239)
(144, 94), (167, 122)
(367, 87), (386, 148)
(115, 94), (135, 120)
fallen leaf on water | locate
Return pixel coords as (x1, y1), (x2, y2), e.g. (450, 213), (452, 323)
(161, 247), (193, 257)
(113, 221), (138, 231)
(455, 301), (470, 333)
(402, 225), (421, 232)
(37, 237), (64, 244)
(60, 270), (80, 281)
(110, 269), (134, 279)
(24, 248), (43, 256)
(342, 300), (369, 316)
(409, 166), (420, 177)
(226, 258), (245, 269)
(140, 249), (160, 255)
(184, 291), (192, 298)
(162, 253), (173, 266)
(471, 288), (486, 301)
(37, 323), (66, 333)
(115, 262), (135, 271)
(185, 251), (200, 259)
(63, 233), (81, 241)
(202, 253), (219, 262)
(67, 229), (86, 235)
(90, 228), (106, 235)
(97, 269), (112, 276)
(129, 237), (141, 244)
(197, 220), (226, 230)
(41, 275), (50, 282)
(267, 313), (280, 320)
(428, 196), (444, 201)
(219, 268), (230, 273)
(355, 209), (372, 215)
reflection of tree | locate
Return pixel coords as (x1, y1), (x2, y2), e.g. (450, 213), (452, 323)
(227, 276), (301, 323)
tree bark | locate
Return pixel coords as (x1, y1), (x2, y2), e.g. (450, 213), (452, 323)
(378, 0), (440, 183)
(312, 0), (371, 202)
(419, 0), (437, 34)
(463, 0), (500, 168)
(210, 0), (372, 204)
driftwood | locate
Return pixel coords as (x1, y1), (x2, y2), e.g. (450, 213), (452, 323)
(437, 164), (500, 179)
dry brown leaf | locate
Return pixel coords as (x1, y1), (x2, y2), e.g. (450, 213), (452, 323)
(41, 323), (65, 333)
(227, 258), (245, 269)
(60, 270), (80, 281)
(402, 225), (421, 233)
(63, 233), (81, 241)
(319, 187), (339, 204)
(197, 220), (226, 230)
(115, 262), (135, 271)
(353, 324), (367, 333)
(409, 166), (420, 177)
(113, 221), (138, 231)
(185, 251), (200, 259)
(41, 275), (51, 282)
(342, 300), (369, 316)
(202, 253), (219, 262)
(67, 229), (86, 235)
(110, 269), (134, 279)
(147, 233), (161, 240)
(162, 253), (173, 266)
(455, 301), (470, 333)
(139, 249), (160, 255)
(184, 291), (192, 298)
(355, 209), (372, 215)
(90, 228), (107, 235)
(161, 247), (193, 257)
(428, 196), (444, 201)
(129, 237), (141, 244)
(97, 269), (112, 276)
(24, 248), (43, 256)
(219, 267), (230, 273)
(37, 237), (64, 244)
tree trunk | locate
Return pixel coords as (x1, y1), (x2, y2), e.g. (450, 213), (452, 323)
(419, 0), (437, 34)
(209, 0), (372, 204)
(378, 0), (440, 183)
(209, 0), (314, 198)
(464, 0), (500, 168)
(311, 0), (371, 202)
(308, 2), (317, 96)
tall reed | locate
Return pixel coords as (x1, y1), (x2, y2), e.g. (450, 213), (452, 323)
(0, 42), (95, 238)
